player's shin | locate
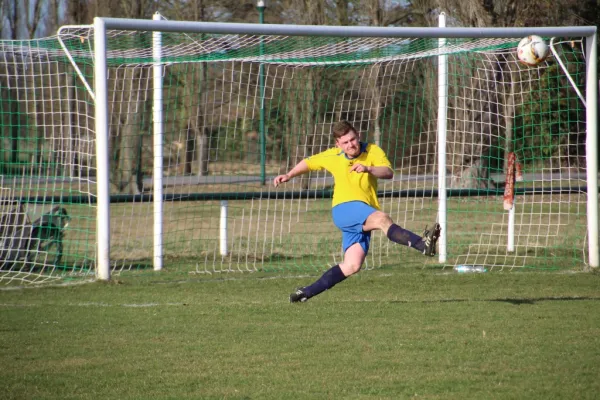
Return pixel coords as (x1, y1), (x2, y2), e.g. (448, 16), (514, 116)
(302, 265), (347, 298)
(386, 224), (425, 252)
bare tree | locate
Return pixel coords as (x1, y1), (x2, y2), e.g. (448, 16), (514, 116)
(406, 0), (594, 187)
(84, 0), (155, 194)
(0, 1), (20, 171)
(0, 0), (63, 176)
(400, 0), (505, 188)
(363, 0), (387, 147)
(335, 0), (350, 25)
(65, 0), (91, 24)
(173, 0), (210, 176)
(0, 0), (20, 39)
(24, 0), (44, 37)
(277, 0), (327, 189)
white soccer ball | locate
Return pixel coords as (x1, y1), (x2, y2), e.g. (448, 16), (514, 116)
(517, 35), (549, 66)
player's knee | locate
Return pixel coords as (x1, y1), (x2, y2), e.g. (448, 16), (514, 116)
(373, 211), (393, 229)
(340, 261), (362, 276)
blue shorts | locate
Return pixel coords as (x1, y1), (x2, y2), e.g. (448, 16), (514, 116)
(331, 201), (378, 254)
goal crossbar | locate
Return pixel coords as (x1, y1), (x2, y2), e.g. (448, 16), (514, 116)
(98, 18), (595, 39)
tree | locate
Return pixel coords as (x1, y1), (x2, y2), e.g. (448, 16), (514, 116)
(81, 0), (156, 194)
(402, 0), (595, 187)
(0, 0), (69, 175)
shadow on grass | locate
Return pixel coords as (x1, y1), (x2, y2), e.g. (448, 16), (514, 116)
(488, 296), (600, 305)
(390, 296), (600, 305)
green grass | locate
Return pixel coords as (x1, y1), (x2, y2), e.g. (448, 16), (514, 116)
(1, 268), (600, 399)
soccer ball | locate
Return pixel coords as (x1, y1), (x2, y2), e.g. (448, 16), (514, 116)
(517, 35), (549, 66)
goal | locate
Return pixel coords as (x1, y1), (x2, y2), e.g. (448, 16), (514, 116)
(0, 16), (597, 283)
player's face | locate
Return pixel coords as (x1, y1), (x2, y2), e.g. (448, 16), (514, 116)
(335, 130), (360, 158)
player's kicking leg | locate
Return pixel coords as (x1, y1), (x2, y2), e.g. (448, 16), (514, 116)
(386, 222), (441, 256)
(366, 211), (441, 257)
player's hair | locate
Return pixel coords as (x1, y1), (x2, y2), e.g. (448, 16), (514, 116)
(332, 120), (357, 139)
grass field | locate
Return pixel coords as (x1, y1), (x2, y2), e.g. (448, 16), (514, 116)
(1, 268), (600, 399)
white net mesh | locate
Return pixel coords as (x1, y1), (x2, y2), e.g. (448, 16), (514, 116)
(0, 25), (591, 284)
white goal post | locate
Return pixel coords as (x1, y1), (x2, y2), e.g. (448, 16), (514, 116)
(87, 18), (597, 280)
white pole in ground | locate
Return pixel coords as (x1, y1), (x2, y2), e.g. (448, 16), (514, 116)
(220, 201), (228, 256)
(437, 12), (448, 263)
(585, 32), (598, 269)
(507, 201), (515, 252)
(153, 12), (164, 271)
(93, 17), (110, 281)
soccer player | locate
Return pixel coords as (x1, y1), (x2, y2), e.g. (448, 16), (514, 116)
(273, 120), (441, 303)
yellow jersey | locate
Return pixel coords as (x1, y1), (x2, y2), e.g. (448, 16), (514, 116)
(304, 142), (392, 209)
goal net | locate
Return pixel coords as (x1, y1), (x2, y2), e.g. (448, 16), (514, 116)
(0, 19), (596, 283)
(0, 36), (97, 284)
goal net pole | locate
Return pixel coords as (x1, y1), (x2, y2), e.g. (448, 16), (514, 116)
(437, 12), (448, 263)
(585, 33), (598, 269)
(94, 17), (111, 280)
(152, 12), (164, 271)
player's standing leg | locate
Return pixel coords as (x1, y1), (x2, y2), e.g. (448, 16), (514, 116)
(290, 243), (366, 303)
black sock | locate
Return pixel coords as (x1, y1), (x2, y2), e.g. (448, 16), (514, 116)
(303, 265), (347, 299)
(387, 223), (425, 252)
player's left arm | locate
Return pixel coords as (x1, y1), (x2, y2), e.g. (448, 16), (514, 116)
(368, 165), (394, 179)
(350, 164), (393, 179)
(349, 144), (393, 179)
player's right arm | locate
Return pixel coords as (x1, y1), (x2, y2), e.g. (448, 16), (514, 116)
(273, 160), (310, 187)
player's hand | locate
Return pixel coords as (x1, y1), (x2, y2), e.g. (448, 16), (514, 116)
(350, 163), (370, 174)
(273, 174), (290, 187)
